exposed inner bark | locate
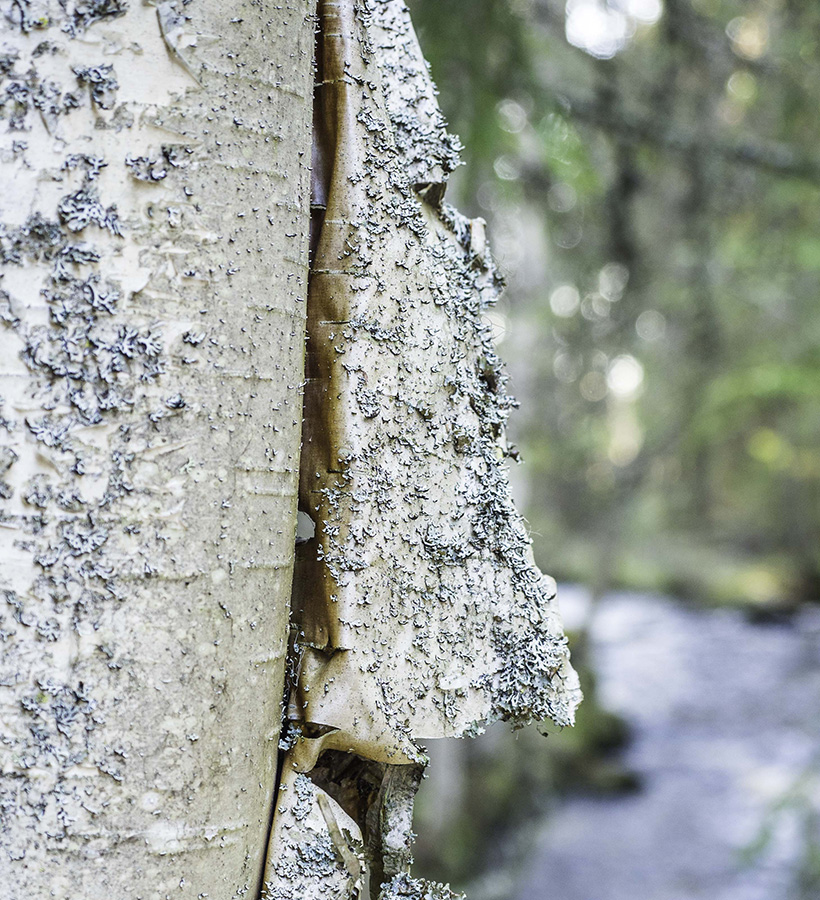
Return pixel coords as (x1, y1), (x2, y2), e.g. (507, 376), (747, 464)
(309, 750), (424, 897)
(271, 6), (421, 896)
(261, 2), (580, 898)
(263, 7), (426, 898)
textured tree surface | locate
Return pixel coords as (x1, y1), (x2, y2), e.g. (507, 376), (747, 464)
(265, 2), (580, 898)
(0, 0), (313, 896)
(292, 0), (579, 764)
(0, 0), (579, 898)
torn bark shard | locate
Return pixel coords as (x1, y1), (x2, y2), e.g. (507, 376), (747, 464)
(267, 0), (581, 894)
(262, 768), (367, 900)
(295, 0), (580, 762)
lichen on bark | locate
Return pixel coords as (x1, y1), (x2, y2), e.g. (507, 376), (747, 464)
(294, 0), (580, 765)
(0, 0), (314, 896)
(1, 0), (579, 896)
(267, 0), (581, 897)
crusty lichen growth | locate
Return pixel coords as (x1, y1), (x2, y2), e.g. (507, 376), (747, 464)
(290, 0), (581, 769)
(378, 874), (465, 900)
(367, 0), (462, 189)
(268, 1), (580, 897)
(262, 770), (367, 900)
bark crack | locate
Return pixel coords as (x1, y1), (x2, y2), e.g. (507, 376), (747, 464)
(261, 6), (429, 899)
(259, 1), (579, 897)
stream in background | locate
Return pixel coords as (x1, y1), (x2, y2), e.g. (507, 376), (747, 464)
(510, 588), (820, 900)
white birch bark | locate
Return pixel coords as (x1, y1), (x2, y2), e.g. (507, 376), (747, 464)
(264, 2), (580, 898)
(1, 0), (580, 897)
(0, 1), (314, 897)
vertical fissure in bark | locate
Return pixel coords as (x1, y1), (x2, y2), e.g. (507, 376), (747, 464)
(260, 1), (580, 897)
(265, 5), (404, 896)
(264, 6), (428, 898)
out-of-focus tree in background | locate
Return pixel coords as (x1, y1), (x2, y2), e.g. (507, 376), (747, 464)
(408, 0), (820, 891)
(411, 0), (820, 609)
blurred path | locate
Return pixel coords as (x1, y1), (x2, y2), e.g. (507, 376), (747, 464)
(515, 590), (820, 900)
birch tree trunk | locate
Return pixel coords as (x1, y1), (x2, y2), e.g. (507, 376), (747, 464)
(0, 1), (313, 896)
(1, 1), (580, 898)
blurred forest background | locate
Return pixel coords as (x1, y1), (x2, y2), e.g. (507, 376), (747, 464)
(413, 0), (820, 610)
(407, 0), (820, 893)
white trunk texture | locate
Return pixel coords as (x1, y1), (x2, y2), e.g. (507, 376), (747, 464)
(0, 0), (581, 898)
(0, 0), (313, 897)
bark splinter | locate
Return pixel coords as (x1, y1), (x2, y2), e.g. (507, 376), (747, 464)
(261, 2), (580, 899)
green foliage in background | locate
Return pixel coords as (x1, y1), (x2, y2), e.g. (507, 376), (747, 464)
(412, 0), (820, 608)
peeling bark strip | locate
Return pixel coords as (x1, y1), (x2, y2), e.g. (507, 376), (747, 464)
(0, 1), (313, 897)
(264, 1), (581, 898)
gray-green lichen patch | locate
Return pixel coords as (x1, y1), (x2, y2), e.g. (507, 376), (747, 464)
(367, 0), (461, 190)
(125, 149), (172, 182)
(378, 874), (465, 900)
(0, 65), (79, 131)
(290, 0), (581, 774)
(262, 768), (367, 900)
(3, 0), (129, 36)
(73, 63), (119, 108)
